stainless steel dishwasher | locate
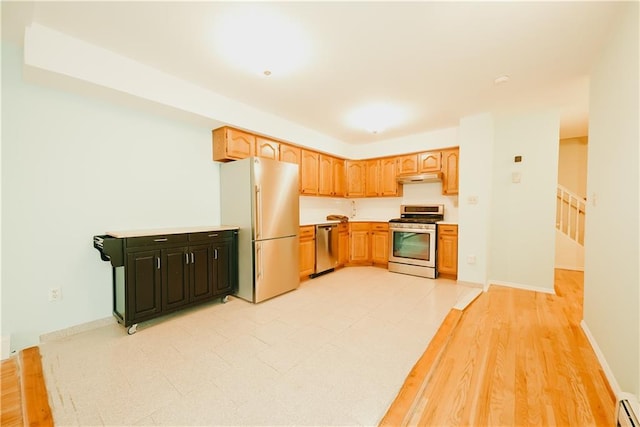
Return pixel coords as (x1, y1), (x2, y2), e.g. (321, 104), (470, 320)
(314, 223), (338, 277)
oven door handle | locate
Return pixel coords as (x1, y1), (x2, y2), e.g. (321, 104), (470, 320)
(390, 227), (435, 234)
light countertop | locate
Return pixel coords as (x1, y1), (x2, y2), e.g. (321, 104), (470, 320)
(106, 225), (239, 238)
(300, 218), (390, 227)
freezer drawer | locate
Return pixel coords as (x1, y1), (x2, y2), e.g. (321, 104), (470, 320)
(254, 236), (300, 303)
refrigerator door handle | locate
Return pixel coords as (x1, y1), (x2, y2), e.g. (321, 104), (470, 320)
(256, 242), (262, 281)
(255, 184), (262, 240)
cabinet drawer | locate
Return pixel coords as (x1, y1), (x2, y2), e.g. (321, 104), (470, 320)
(371, 222), (389, 231)
(337, 223), (348, 232)
(438, 224), (458, 235)
(126, 234), (188, 248)
(189, 230), (234, 242)
(350, 222), (370, 232)
(299, 226), (315, 239)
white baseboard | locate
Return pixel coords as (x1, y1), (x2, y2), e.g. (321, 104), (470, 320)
(580, 319), (623, 397)
(554, 264), (585, 272)
(487, 279), (556, 295)
(453, 288), (483, 310)
(39, 316), (116, 343)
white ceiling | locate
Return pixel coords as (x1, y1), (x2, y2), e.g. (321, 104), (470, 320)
(2, 1), (627, 144)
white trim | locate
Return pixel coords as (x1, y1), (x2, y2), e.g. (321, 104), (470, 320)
(455, 280), (484, 289)
(39, 316), (116, 343)
(487, 279), (556, 295)
(580, 319), (622, 397)
(554, 264), (584, 272)
(453, 288), (483, 310)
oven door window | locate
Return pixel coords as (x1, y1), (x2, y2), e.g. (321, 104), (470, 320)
(392, 230), (432, 261)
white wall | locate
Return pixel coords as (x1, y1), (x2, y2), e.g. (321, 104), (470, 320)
(558, 136), (588, 197)
(457, 113), (494, 287)
(584, 2), (639, 398)
(1, 43), (221, 352)
(488, 111), (560, 292)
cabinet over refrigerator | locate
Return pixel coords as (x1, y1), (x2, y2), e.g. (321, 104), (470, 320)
(220, 157), (300, 303)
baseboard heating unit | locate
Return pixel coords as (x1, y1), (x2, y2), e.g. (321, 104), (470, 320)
(617, 398), (639, 427)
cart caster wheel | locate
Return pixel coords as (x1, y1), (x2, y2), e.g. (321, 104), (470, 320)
(221, 295), (229, 304)
(127, 324), (138, 335)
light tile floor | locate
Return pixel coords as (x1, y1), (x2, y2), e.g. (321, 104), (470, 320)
(40, 267), (478, 426)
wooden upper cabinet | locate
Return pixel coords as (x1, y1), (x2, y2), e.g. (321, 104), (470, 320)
(212, 127), (255, 162)
(380, 157), (400, 196)
(346, 160), (366, 197)
(441, 148), (459, 195)
(365, 160), (380, 197)
(397, 154), (419, 175)
(300, 149), (319, 195)
(318, 154), (334, 196)
(279, 143), (301, 165)
(256, 137), (279, 160)
(333, 158), (345, 197)
(419, 151), (442, 172)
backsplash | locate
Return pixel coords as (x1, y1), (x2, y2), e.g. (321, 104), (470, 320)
(299, 182), (458, 224)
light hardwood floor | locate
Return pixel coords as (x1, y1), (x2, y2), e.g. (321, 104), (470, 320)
(381, 269), (616, 426)
(0, 347), (52, 427)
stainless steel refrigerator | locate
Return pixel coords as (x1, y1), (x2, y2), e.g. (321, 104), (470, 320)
(220, 157), (300, 303)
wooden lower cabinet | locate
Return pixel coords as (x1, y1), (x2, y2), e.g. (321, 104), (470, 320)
(347, 222), (388, 267)
(299, 226), (315, 279)
(349, 223), (370, 264)
(437, 224), (458, 278)
(370, 223), (389, 266)
(337, 223), (349, 267)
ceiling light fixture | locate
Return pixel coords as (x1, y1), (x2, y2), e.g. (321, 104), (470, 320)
(494, 74), (510, 85)
(213, 6), (311, 77)
(346, 102), (410, 135)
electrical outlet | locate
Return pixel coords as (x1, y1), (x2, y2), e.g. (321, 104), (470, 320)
(49, 287), (61, 302)
(467, 255), (476, 265)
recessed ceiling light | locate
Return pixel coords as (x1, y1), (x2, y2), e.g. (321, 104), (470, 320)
(213, 6), (311, 77)
(346, 103), (410, 134)
(494, 75), (510, 85)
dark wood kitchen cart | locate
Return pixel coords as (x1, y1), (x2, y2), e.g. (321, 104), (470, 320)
(93, 226), (238, 334)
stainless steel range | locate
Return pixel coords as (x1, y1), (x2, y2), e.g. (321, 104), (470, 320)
(388, 204), (444, 279)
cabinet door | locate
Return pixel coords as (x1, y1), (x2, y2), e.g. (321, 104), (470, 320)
(338, 231), (349, 266)
(349, 224), (370, 263)
(380, 158), (399, 196)
(318, 154), (334, 196)
(365, 160), (380, 197)
(419, 151), (441, 172)
(162, 247), (189, 310)
(256, 137), (280, 160)
(300, 150), (319, 195)
(437, 234), (458, 276)
(280, 144), (301, 165)
(226, 128), (255, 159)
(299, 238), (315, 278)
(190, 244), (214, 302)
(397, 154), (418, 175)
(371, 223), (389, 265)
(126, 249), (162, 321)
(346, 161), (366, 197)
(441, 148), (459, 195)
(213, 239), (235, 295)
(437, 225), (458, 277)
(333, 159), (345, 197)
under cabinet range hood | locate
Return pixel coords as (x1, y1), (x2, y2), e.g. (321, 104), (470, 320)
(396, 172), (443, 184)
